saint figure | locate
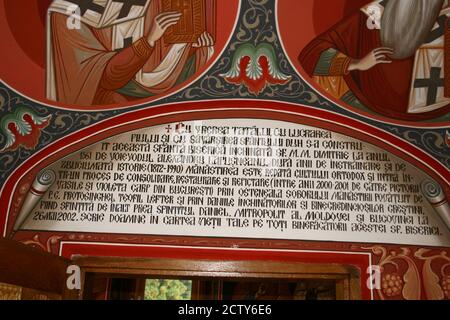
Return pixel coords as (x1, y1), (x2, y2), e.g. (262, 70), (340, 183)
(47, 0), (215, 106)
(299, 0), (450, 121)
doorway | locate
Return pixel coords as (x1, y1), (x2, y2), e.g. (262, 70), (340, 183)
(74, 257), (361, 300)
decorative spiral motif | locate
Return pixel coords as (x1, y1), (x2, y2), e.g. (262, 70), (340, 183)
(421, 179), (443, 201)
(37, 169), (56, 187)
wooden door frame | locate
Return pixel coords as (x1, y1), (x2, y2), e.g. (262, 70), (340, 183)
(0, 239), (69, 299)
(71, 256), (361, 300)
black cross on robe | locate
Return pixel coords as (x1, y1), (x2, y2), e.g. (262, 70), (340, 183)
(112, 0), (148, 19)
(115, 37), (134, 52)
(65, 0), (105, 16)
(414, 67), (445, 106)
(122, 37), (134, 48)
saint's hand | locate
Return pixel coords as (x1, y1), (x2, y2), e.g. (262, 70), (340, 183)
(147, 11), (182, 47)
(348, 47), (394, 72)
(193, 32), (215, 48)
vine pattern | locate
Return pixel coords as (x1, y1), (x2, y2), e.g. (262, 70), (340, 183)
(365, 246), (450, 300)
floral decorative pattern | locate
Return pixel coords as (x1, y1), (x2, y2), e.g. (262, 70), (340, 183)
(0, 106), (51, 152)
(221, 43), (291, 94)
(415, 249), (450, 300)
(446, 130), (450, 148)
(20, 234), (63, 253)
(365, 246), (450, 300)
(365, 246), (421, 300)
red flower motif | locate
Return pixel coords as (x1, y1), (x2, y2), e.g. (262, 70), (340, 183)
(1, 107), (51, 152)
(222, 43), (291, 95)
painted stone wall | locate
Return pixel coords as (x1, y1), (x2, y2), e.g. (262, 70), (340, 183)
(0, 0), (448, 300)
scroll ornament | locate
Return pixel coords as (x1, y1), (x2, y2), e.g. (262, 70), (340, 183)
(11, 169), (56, 237)
(421, 179), (450, 230)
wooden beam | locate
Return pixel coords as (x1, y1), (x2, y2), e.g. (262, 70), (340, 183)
(0, 238), (70, 294)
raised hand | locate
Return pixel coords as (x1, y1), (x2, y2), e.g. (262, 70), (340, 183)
(348, 47), (394, 72)
(147, 11), (182, 47)
(192, 32), (215, 48)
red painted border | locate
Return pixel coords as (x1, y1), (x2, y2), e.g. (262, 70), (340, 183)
(1, 100), (449, 236)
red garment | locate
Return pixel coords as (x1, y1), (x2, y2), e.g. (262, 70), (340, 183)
(49, 12), (154, 106)
(48, 0), (212, 106)
(95, 38), (154, 105)
(299, 11), (450, 121)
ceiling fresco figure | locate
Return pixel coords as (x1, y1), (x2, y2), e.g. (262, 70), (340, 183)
(299, 0), (450, 121)
(46, 0), (216, 106)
